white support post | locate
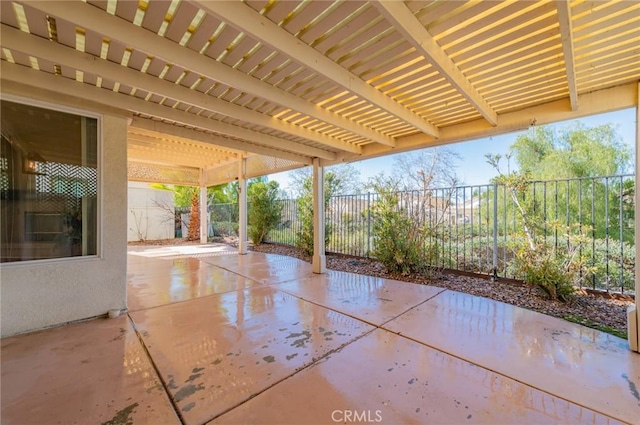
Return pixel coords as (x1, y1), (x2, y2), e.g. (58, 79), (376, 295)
(238, 156), (248, 255)
(199, 169), (207, 244)
(312, 158), (326, 274)
(628, 82), (640, 352)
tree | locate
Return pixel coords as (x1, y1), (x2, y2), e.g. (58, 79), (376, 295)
(486, 154), (536, 250)
(511, 123), (631, 179)
(367, 175), (431, 275)
(173, 185), (197, 209)
(378, 148), (461, 234)
(164, 185), (201, 240)
(508, 123), (632, 241)
(152, 178), (275, 241)
(248, 181), (282, 244)
(186, 189), (200, 241)
(296, 171), (343, 255)
(392, 148), (461, 191)
(485, 154), (594, 301)
(207, 182), (237, 205)
(289, 163), (362, 197)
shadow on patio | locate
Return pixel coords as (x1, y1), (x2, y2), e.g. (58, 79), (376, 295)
(2, 244), (639, 424)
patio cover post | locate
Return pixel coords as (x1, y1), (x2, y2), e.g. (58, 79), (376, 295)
(238, 156), (248, 255)
(629, 82), (640, 353)
(200, 169), (207, 244)
(312, 158), (326, 274)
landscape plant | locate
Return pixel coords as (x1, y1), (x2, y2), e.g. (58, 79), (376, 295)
(296, 171), (341, 255)
(248, 181), (282, 244)
(186, 189), (200, 241)
(508, 123), (633, 242)
(486, 151), (599, 301)
(367, 176), (434, 275)
(508, 222), (596, 301)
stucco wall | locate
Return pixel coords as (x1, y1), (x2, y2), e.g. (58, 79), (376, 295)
(127, 182), (175, 242)
(1, 114), (128, 337)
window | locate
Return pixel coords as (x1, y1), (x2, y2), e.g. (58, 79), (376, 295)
(0, 99), (99, 262)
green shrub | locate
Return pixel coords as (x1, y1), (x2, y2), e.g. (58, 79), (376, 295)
(369, 178), (435, 275)
(328, 227), (368, 257)
(512, 243), (576, 301)
(508, 223), (595, 301)
(581, 238), (635, 292)
(248, 181), (283, 245)
(296, 172), (339, 255)
(265, 227), (298, 245)
(211, 221), (238, 237)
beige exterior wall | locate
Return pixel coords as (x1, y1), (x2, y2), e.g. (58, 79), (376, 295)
(1, 111), (128, 337)
(127, 182), (175, 242)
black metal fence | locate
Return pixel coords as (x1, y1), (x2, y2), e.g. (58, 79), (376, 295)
(184, 174), (635, 294)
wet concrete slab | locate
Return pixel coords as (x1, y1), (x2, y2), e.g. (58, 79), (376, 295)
(383, 290), (640, 424)
(211, 329), (624, 425)
(0, 316), (179, 425)
(129, 286), (375, 425)
(127, 257), (215, 279)
(199, 252), (289, 268)
(127, 243), (238, 260)
(4, 249), (638, 425)
(218, 256), (315, 284)
(276, 271), (446, 326)
(127, 263), (260, 311)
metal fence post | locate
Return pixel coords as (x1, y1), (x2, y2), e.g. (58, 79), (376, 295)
(492, 183), (498, 280)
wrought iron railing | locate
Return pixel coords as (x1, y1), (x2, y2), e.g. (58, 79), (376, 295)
(199, 174), (635, 294)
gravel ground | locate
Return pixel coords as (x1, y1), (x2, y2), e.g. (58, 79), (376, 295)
(250, 242), (634, 339)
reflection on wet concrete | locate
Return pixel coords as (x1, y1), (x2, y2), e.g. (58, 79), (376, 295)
(0, 316), (179, 424)
(384, 290), (640, 424)
(277, 271), (446, 326)
(128, 257), (260, 311)
(129, 286), (375, 424)
(211, 329), (627, 425)
(1, 248), (637, 425)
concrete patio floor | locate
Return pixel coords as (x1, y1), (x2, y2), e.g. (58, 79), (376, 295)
(2, 244), (639, 424)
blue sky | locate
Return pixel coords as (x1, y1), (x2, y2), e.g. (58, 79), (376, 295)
(270, 108), (637, 192)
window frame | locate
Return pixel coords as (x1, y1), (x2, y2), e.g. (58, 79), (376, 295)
(0, 93), (103, 266)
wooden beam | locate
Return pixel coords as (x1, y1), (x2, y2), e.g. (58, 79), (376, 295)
(129, 127), (242, 155)
(0, 61), (322, 163)
(129, 118), (312, 165)
(128, 140), (228, 159)
(0, 24), (361, 155)
(127, 149), (219, 169)
(128, 133), (236, 158)
(24, 1), (391, 147)
(555, 0), (579, 111)
(127, 161), (200, 186)
(333, 82), (637, 164)
(127, 136), (233, 163)
(194, 0), (438, 140)
(373, 1), (498, 126)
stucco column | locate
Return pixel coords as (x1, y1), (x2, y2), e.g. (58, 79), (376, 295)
(629, 82), (640, 352)
(238, 157), (248, 255)
(199, 169), (208, 244)
(312, 158), (326, 274)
